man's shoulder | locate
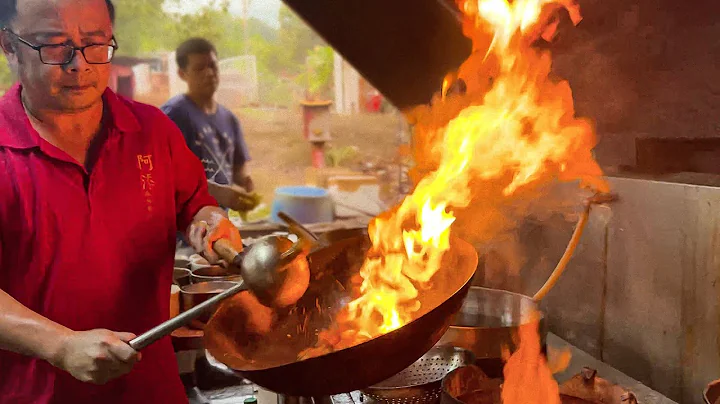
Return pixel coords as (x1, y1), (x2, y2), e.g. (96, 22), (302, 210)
(216, 103), (240, 125)
(160, 94), (190, 115)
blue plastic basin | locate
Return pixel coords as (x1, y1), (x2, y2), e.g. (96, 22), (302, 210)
(270, 186), (335, 224)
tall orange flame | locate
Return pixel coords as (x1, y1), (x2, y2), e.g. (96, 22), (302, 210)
(300, 0), (607, 362)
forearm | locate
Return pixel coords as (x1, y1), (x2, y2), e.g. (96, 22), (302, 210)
(233, 164), (253, 191)
(0, 288), (71, 364)
(232, 164), (247, 186)
(206, 181), (233, 208)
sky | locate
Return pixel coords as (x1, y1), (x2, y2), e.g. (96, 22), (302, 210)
(164, 0), (282, 28)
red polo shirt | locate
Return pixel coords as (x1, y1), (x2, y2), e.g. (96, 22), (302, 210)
(0, 83), (217, 403)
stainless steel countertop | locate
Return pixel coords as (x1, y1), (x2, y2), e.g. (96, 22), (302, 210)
(548, 333), (678, 404)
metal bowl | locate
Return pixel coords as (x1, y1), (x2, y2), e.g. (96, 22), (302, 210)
(180, 281), (239, 326)
(705, 379), (720, 404)
(175, 257), (191, 269)
(190, 265), (242, 284)
(362, 346), (476, 404)
(437, 287), (546, 363)
(173, 267), (191, 287)
(441, 365), (502, 404)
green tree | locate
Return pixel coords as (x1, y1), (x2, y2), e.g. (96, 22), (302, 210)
(302, 45), (333, 99)
(0, 56), (14, 91)
(112, 0), (170, 55)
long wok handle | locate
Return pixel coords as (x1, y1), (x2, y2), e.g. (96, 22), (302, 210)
(276, 211), (320, 266)
(128, 281), (247, 351)
(532, 192), (617, 302)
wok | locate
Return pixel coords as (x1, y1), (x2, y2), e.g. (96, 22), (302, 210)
(204, 234), (478, 396)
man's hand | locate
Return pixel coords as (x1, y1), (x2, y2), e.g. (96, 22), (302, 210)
(206, 182), (260, 212)
(228, 186), (261, 213)
(52, 329), (140, 385)
(236, 175), (254, 193)
(188, 210), (244, 264)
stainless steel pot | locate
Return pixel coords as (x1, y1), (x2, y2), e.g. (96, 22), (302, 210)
(436, 287), (546, 361)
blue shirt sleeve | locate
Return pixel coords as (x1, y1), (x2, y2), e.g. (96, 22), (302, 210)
(232, 114), (251, 166)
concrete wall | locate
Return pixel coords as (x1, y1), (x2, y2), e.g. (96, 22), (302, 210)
(490, 176), (720, 403)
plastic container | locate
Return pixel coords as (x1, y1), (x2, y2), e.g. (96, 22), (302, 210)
(270, 186), (334, 225)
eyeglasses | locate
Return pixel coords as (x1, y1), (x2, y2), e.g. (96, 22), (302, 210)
(2, 28), (118, 65)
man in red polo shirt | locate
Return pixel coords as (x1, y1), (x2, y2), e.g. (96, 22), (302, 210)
(0, 0), (244, 402)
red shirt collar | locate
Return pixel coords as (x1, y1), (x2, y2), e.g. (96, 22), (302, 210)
(0, 82), (141, 149)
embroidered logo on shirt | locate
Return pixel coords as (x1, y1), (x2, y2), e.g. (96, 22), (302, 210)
(137, 154), (155, 213)
(137, 155), (154, 171)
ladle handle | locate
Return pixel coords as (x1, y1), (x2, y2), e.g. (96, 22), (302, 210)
(128, 281), (247, 351)
(213, 239), (244, 267)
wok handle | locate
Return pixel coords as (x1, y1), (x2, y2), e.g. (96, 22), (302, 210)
(128, 281), (247, 351)
(533, 192), (617, 301)
(277, 211), (320, 266)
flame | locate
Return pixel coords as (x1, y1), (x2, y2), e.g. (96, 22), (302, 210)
(299, 0), (607, 362)
(502, 317), (561, 404)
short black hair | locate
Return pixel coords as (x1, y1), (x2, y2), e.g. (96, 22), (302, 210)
(0, 0), (116, 28)
(175, 37), (217, 70)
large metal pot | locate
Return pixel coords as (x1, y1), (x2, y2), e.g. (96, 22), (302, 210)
(436, 286), (546, 371)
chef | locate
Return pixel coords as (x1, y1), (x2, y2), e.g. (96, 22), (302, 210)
(0, 0), (242, 402)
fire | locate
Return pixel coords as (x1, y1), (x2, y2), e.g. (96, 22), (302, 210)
(300, 0), (607, 362)
(502, 317), (561, 404)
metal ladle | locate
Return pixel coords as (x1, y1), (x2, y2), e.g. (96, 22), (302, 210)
(128, 212), (318, 351)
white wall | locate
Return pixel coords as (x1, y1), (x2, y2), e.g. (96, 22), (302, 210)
(132, 63), (152, 95)
(167, 51), (186, 99)
(333, 52), (360, 115)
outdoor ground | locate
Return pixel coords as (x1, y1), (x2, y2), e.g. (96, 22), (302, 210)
(235, 107), (403, 200)
(136, 94), (404, 205)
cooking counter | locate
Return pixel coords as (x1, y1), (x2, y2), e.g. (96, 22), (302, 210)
(239, 333), (677, 404)
(548, 334), (677, 404)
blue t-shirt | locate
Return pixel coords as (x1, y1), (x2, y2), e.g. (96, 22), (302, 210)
(161, 95), (250, 185)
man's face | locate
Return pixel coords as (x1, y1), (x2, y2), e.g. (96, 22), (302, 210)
(1, 0), (113, 112)
(179, 52), (219, 99)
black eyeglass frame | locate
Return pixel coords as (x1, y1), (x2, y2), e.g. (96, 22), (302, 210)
(2, 28), (118, 65)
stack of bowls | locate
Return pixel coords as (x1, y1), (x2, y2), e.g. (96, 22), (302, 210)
(175, 254), (243, 329)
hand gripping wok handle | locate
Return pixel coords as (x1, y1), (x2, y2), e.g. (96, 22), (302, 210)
(128, 281), (247, 351)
